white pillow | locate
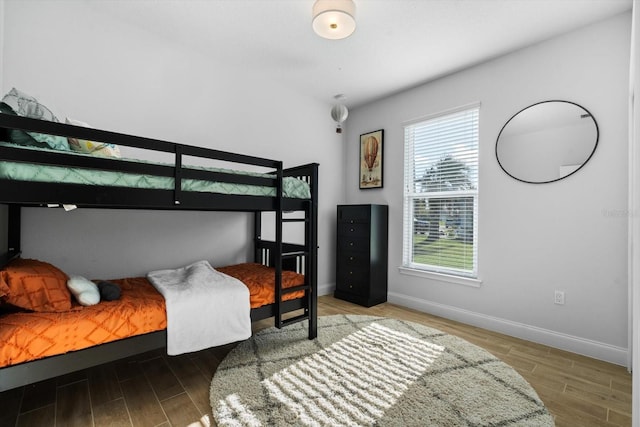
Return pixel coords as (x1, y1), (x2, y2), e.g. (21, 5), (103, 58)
(67, 275), (100, 306)
(65, 117), (107, 153)
(65, 117), (121, 158)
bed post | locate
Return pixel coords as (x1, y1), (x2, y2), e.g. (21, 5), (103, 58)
(8, 204), (20, 257)
(254, 211), (262, 263)
(274, 161), (284, 328)
(1, 204), (20, 268)
(308, 164), (318, 339)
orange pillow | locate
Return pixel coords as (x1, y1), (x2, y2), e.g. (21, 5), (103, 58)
(1, 258), (72, 312)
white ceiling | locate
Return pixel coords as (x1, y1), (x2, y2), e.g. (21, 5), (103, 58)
(90, 0), (632, 108)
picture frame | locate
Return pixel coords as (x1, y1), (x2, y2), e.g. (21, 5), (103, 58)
(359, 129), (384, 189)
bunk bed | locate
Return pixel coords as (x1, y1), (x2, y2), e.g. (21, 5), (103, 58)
(0, 111), (318, 392)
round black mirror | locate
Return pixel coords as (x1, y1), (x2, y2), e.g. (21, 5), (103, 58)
(496, 100), (599, 183)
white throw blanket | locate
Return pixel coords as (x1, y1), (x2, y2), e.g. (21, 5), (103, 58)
(147, 260), (251, 355)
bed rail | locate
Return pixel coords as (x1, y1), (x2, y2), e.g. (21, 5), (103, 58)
(0, 114), (278, 167)
(0, 114), (294, 210)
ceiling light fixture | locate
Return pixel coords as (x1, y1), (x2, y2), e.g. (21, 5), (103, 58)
(312, 0), (356, 40)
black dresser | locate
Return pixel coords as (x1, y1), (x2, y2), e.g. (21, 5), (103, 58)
(335, 204), (388, 307)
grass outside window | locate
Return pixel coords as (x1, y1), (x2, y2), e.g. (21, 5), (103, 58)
(412, 234), (474, 270)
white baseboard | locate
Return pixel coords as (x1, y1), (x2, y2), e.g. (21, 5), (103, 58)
(388, 291), (629, 367)
(317, 282), (334, 297)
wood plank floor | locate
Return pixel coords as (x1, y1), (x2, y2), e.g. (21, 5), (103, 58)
(0, 295), (632, 426)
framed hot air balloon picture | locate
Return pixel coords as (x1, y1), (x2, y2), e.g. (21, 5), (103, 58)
(359, 129), (384, 189)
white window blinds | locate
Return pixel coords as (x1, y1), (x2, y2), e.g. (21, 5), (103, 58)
(403, 106), (479, 278)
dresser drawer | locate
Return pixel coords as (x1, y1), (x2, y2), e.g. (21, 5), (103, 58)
(338, 236), (370, 253)
(338, 222), (370, 237)
(336, 267), (369, 283)
(337, 252), (369, 267)
(335, 276), (368, 295)
(338, 205), (371, 223)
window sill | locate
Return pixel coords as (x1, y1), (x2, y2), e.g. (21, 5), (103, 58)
(398, 266), (482, 288)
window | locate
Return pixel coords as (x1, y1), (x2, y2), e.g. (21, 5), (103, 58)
(403, 105), (479, 279)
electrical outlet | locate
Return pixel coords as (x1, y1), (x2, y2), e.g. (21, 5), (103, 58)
(554, 290), (565, 305)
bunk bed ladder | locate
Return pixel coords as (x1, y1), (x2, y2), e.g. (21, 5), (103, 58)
(253, 163), (318, 339)
(285, 164), (318, 338)
(273, 166), (312, 329)
(280, 234), (311, 328)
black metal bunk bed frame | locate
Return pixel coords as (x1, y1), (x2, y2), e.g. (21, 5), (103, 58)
(0, 114), (318, 391)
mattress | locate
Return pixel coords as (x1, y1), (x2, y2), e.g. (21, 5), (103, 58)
(0, 142), (311, 199)
(0, 263), (305, 368)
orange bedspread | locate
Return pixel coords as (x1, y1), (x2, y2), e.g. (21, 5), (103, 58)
(0, 263), (305, 368)
(0, 277), (166, 369)
(217, 263), (305, 308)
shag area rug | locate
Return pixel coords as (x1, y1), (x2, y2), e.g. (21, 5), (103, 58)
(210, 315), (554, 426)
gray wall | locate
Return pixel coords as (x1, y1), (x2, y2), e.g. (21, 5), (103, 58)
(345, 13), (631, 365)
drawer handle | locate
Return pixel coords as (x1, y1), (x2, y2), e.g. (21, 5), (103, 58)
(349, 284), (353, 289)
(350, 228), (354, 232)
(349, 242), (353, 246)
(349, 271), (353, 275)
(350, 220), (354, 224)
(349, 256), (354, 260)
